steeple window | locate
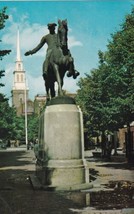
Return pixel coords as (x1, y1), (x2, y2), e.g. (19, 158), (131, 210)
(21, 74), (23, 82)
(17, 74), (19, 82)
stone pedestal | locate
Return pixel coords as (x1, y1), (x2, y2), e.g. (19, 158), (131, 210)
(36, 96), (90, 190)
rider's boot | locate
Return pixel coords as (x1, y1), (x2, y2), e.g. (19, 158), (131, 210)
(42, 71), (47, 80)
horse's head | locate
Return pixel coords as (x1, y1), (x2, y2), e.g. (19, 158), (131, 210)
(58, 19), (68, 49)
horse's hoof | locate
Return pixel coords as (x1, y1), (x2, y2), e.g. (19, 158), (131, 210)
(67, 72), (72, 77)
(73, 71), (80, 79)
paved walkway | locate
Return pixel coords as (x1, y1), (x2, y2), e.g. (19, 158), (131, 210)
(85, 150), (134, 186)
(0, 147), (133, 214)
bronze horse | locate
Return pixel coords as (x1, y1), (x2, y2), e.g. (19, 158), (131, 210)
(43, 19), (78, 100)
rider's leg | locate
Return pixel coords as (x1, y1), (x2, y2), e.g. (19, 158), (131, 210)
(42, 60), (48, 80)
(42, 50), (52, 80)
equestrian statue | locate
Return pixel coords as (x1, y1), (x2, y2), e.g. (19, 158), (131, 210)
(25, 19), (79, 100)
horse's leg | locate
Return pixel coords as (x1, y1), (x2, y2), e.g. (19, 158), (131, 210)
(53, 64), (63, 96)
(66, 57), (80, 79)
(59, 79), (64, 96)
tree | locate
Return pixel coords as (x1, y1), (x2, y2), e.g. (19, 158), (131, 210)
(76, 7), (134, 158)
(106, 8), (134, 125)
(0, 94), (21, 141)
(76, 58), (115, 155)
(0, 7), (11, 61)
(0, 7), (11, 99)
(0, 7), (12, 142)
(27, 114), (39, 142)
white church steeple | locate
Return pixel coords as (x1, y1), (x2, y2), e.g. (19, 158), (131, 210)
(13, 29), (28, 90)
(12, 29), (29, 115)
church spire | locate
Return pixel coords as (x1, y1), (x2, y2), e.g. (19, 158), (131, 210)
(15, 28), (23, 71)
(16, 28), (21, 61)
(13, 29), (28, 91)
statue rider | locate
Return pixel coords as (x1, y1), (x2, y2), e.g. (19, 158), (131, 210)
(25, 22), (79, 80)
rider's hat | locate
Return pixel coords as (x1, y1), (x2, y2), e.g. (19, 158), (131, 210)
(47, 23), (57, 29)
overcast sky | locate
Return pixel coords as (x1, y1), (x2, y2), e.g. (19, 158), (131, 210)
(0, 0), (133, 102)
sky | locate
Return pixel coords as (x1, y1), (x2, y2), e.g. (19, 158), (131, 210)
(0, 0), (134, 102)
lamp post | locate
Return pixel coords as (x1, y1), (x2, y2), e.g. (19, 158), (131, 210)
(24, 77), (28, 149)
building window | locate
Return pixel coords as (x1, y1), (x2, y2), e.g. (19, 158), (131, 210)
(21, 74), (23, 82)
(17, 74), (19, 82)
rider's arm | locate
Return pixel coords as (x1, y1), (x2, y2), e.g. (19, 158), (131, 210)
(27, 36), (46, 55)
